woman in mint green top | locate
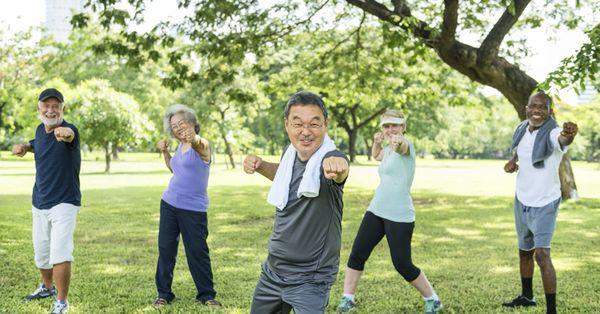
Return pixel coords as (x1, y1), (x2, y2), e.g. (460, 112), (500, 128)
(337, 109), (442, 314)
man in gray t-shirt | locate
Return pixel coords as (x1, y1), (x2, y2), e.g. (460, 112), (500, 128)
(244, 91), (349, 314)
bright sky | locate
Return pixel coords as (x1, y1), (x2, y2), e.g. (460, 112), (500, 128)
(0, 0), (590, 104)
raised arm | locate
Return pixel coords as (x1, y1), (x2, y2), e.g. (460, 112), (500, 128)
(157, 139), (173, 173)
(243, 154), (279, 181)
(371, 132), (385, 161)
(322, 156), (350, 184)
(558, 122), (578, 148)
(390, 134), (409, 155)
(185, 129), (211, 162)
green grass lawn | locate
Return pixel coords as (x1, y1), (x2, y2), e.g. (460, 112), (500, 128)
(0, 154), (599, 313)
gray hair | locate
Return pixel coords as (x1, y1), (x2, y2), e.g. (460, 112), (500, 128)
(37, 100), (65, 109)
(528, 91), (552, 109)
(283, 91), (328, 119)
(163, 104), (200, 137)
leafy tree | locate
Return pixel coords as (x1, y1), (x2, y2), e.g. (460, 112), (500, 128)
(179, 60), (267, 168)
(0, 28), (45, 148)
(75, 0), (597, 198)
(70, 79), (153, 172)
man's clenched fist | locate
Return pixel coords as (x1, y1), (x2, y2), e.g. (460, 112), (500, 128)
(244, 155), (263, 174)
(54, 127), (74, 142)
(504, 159), (519, 173)
(561, 122), (578, 140)
(12, 144), (28, 157)
(322, 156), (349, 181)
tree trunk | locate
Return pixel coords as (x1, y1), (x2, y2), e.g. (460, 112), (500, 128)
(345, 0), (578, 199)
(348, 129), (358, 162)
(104, 142), (111, 173)
(112, 144), (119, 160)
(217, 124), (235, 169)
(559, 155), (578, 201)
(364, 137), (372, 161)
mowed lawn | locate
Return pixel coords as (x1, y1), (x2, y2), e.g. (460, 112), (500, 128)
(0, 153), (599, 313)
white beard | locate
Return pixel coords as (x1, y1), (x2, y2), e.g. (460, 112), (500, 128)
(39, 114), (63, 128)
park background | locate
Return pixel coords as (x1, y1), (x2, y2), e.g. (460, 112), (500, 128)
(1, 0), (599, 313)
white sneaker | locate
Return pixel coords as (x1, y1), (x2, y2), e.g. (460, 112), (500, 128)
(51, 300), (69, 314)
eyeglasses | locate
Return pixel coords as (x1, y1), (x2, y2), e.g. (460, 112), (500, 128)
(170, 120), (188, 131)
(290, 122), (323, 130)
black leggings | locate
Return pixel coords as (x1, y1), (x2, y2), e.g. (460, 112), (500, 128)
(347, 211), (421, 282)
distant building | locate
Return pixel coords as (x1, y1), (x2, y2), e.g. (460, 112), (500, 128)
(577, 81), (598, 105)
(43, 0), (84, 42)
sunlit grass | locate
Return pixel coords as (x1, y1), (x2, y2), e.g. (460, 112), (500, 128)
(0, 154), (599, 313)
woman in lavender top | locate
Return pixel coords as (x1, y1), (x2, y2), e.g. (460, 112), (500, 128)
(152, 104), (221, 308)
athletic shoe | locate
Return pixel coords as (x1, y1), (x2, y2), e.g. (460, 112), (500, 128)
(199, 299), (222, 307)
(502, 295), (536, 308)
(152, 297), (172, 309)
(50, 300), (69, 314)
(425, 298), (443, 313)
(337, 296), (356, 312)
(23, 284), (56, 301)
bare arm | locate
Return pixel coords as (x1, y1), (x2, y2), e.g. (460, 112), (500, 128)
(371, 132), (384, 161)
(162, 151), (173, 173)
(391, 134), (409, 155)
(191, 135), (211, 162)
(243, 154), (279, 181)
(157, 139), (173, 172)
(256, 160), (279, 181)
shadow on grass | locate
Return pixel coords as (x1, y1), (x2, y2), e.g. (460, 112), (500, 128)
(1, 185), (599, 313)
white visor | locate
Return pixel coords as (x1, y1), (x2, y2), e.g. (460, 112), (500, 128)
(380, 117), (405, 127)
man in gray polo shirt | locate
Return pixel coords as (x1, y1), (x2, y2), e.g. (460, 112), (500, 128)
(243, 91), (349, 313)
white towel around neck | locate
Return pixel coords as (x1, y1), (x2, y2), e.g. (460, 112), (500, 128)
(267, 135), (337, 210)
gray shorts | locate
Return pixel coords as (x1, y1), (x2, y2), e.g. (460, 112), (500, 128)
(250, 264), (331, 314)
(514, 197), (560, 250)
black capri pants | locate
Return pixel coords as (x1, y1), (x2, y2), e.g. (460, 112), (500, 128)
(347, 211), (421, 282)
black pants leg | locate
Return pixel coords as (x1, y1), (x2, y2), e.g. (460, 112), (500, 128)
(155, 200), (180, 301)
(384, 220), (421, 282)
(178, 208), (216, 302)
(347, 211), (386, 270)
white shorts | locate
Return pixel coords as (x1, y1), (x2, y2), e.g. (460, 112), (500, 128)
(32, 203), (80, 269)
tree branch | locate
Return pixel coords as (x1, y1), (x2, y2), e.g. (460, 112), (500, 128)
(440, 0), (458, 49)
(356, 106), (387, 129)
(478, 0), (532, 65)
(345, 0), (436, 47)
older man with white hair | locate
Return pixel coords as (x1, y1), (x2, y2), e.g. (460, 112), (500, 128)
(12, 88), (81, 314)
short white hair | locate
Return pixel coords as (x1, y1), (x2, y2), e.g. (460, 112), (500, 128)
(163, 104), (200, 137)
(37, 100), (65, 109)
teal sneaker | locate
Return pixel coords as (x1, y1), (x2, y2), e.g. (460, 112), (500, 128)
(425, 298), (442, 314)
(337, 296), (356, 312)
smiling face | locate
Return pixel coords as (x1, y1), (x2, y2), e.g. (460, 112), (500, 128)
(381, 123), (405, 139)
(38, 98), (64, 129)
(526, 95), (551, 127)
(284, 104), (328, 161)
(170, 113), (194, 142)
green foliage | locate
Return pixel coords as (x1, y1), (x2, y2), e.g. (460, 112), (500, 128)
(557, 98), (600, 162)
(541, 23), (600, 93)
(69, 79), (154, 170)
(0, 29), (45, 148)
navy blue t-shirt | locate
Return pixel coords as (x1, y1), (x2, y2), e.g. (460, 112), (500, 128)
(29, 120), (81, 209)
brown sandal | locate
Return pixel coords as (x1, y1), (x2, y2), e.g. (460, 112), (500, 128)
(201, 299), (222, 307)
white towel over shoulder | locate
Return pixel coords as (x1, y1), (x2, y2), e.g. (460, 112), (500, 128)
(267, 135), (337, 210)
